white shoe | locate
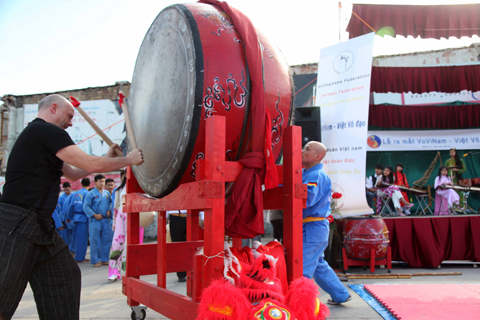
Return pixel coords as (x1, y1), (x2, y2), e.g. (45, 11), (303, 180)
(108, 275), (118, 282)
(405, 209), (411, 215)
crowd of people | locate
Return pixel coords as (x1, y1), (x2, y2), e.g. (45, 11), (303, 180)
(365, 147), (468, 216)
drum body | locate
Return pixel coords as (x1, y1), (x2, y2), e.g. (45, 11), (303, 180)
(129, 3), (293, 198)
(343, 216), (389, 260)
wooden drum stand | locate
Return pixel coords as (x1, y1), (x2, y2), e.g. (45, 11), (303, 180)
(122, 116), (307, 320)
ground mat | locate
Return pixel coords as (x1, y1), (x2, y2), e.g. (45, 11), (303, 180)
(353, 284), (480, 320)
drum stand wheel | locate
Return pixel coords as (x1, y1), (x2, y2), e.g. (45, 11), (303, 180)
(131, 305), (147, 320)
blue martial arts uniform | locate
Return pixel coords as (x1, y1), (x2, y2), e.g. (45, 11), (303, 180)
(84, 188), (113, 265)
(52, 205), (63, 230)
(71, 188), (90, 262)
(302, 163), (349, 303)
(58, 193), (74, 247)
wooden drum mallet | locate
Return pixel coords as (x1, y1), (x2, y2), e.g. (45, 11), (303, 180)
(69, 96), (124, 157)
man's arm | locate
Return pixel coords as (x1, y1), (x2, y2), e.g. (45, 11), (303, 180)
(83, 192), (98, 219)
(57, 144), (143, 180)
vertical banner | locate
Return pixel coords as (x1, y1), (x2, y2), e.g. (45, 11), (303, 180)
(316, 33), (375, 217)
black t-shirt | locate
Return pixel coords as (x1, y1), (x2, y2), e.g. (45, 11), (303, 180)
(0, 118), (75, 229)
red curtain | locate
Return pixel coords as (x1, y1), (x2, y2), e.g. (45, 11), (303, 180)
(384, 216), (480, 268)
(347, 4), (480, 39)
(371, 65), (480, 94)
(369, 104), (480, 129)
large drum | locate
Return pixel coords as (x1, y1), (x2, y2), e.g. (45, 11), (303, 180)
(343, 216), (389, 260)
(129, 3), (293, 198)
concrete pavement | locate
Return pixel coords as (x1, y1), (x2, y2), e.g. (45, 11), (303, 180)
(12, 250), (479, 319)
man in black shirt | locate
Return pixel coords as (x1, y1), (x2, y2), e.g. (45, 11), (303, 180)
(0, 94), (144, 320)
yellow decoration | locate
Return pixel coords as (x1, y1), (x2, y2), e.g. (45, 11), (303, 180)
(208, 304), (233, 316)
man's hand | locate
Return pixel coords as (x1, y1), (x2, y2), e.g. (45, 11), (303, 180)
(94, 213), (103, 220)
(127, 149), (144, 166)
(106, 143), (122, 158)
(66, 219), (71, 223)
(106, 210), (111, 218)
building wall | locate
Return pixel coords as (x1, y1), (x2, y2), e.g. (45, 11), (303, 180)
(0, 82), (130, 174)
(289, 43), (480, 75)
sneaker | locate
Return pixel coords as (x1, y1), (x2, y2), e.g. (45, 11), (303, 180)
(405, 209), (411, 215)
(108, 275), (118, 282)
(327, 295), (352, 305)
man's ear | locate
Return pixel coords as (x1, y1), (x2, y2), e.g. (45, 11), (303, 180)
(50, 103), (58, 114)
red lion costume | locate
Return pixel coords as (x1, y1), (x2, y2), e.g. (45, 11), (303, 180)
(197, 241), (329, 320)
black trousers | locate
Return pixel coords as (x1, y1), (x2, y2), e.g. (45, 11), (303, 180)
(0, 203), (81, 320)
(270, 219), (283, 244)
(169, 215), (187, 279)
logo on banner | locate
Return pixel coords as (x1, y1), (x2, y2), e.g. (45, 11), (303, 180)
(367, 135), (381, 149)
(333, 50), (354, 73)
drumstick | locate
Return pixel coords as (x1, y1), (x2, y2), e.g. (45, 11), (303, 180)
(69, 97), (124, 157)
(118, 91), (138, 150)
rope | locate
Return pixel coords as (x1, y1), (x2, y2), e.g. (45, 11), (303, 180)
(352, 11), (376, 33)
(76, 119), (125, 146)
(295, 77), (318, 95)
(202, 251), (225, 266)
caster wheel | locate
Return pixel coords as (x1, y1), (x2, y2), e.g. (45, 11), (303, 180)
(131, 309), (146, 320)
(363, 266), (367, 271)
(387, 269), (392, 274)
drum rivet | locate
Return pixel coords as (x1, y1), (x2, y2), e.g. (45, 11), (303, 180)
(217, 166), (222, 170)
(296, 170), (300, 174)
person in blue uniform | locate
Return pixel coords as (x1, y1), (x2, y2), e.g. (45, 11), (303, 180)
(67, 178), (91, 263)
(83, 175), (113, 267)
(301, 141), (351, 305)
(57, 182), (72, 245)
(61, 191), (76, 252)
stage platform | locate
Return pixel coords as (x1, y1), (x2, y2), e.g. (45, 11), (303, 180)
(383, 215), (480, 268)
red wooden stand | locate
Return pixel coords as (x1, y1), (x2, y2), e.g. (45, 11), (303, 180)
(342, 247), (392, 274)
(122, 116), (306, 319)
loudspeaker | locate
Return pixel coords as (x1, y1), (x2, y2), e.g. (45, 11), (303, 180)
(293, 107), (321, 147)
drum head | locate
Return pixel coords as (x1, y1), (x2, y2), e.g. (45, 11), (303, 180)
(129, 5), (203, 198)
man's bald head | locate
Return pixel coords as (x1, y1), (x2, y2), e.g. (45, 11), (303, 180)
(38, 94), (70, 111)
(302, 141), (327, 170)
(37, 94), (75, 129)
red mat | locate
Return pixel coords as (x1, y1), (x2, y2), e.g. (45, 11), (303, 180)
(364, 284), (480, 320)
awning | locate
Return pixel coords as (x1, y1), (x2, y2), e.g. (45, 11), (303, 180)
(347, 4), (480, 39)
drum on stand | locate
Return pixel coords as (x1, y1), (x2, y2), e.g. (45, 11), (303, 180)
(343, 216), (389, 260)
(128, 3), (293, 198)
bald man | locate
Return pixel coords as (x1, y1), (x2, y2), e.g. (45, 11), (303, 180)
(0, 94), (144, 320)
(301, 141), (351, 305)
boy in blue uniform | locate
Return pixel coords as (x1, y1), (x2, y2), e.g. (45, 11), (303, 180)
(67, 178), (91, 263)
(83, 175), (113, 267)
(57, 182), (72, 245)
(301, 141), (351, 305)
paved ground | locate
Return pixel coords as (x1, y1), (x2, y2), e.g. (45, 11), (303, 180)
(12, 249), (479, 320)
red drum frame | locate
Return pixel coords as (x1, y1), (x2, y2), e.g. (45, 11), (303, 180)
(122, 116), (306, 319)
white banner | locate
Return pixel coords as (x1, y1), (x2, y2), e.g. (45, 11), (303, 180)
(367, 129), (480, 151)
(24, 100), (125, 156)
(316, 32), (375, 217)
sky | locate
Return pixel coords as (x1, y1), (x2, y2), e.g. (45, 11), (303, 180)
(0, 0), (479, 96)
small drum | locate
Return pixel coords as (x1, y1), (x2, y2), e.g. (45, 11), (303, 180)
(472, 177), (480, 186)
(343, 216), (389, 260)
(129, 3), (293, 198)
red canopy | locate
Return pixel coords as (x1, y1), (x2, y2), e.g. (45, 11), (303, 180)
(347, 4), (480, 39)
(371, 65), (480, 94)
